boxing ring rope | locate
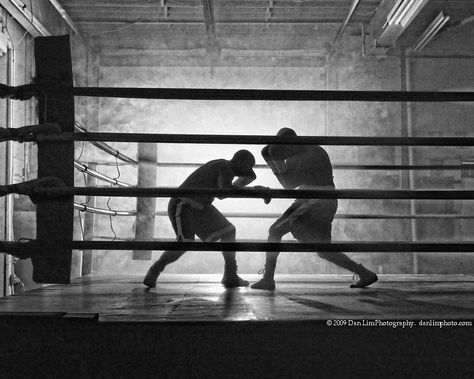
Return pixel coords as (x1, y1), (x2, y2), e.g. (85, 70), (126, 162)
(154, 162), (474, 171)
(72, 87), (474, 102)
(70, 241), (474, 253)
(74, 121), (138, 164)
(153, 211), (474, 220)
(74, 161), (133, 188)
(42, 187), (474, 200)
(2, 240), (474, 254)
(57, 133), (474, 146)
(87, 161), (474, 171)
(73, 123), (134, 218)
(73, 120), (135, 221)
(75, 208), (474, 220)
(74, 203), (132, 217)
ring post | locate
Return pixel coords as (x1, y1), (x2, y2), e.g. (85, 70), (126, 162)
(34, 35), (74, 283)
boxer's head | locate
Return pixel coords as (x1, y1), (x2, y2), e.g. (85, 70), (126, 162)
(231, 149), (256, 177)
(270, 127), (300, 159)
(277, 127), (297, 137)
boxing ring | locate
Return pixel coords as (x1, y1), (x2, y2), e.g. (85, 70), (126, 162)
(1, 34), (474, 377)
(0, 34), (473, 314)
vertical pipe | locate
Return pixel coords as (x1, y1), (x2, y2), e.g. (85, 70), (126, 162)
(81, 163), (96, 275)
(81, 46), (99, 275)
(406, 56), (418, 274)
(400, 51), (418, 274)
(4, 46), (15, 295)
(324, 63), (329, 136)
(360, 23), (367, 58)
(75, 210), (83, 276)
(400, 52), (410, 188)
(323, 57), (331, 275)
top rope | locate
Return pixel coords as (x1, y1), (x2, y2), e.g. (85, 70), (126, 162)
(72, 87), (474, 102)
(2, 84), (473, 102)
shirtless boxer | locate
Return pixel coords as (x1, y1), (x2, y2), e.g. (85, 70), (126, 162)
(143, 149), (269, 288)
(251, 128), (378, 291)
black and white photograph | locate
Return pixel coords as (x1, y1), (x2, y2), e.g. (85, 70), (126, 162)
(0, 0), (473, 377)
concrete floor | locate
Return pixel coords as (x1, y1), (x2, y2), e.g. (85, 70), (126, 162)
(1, 274), (473, 321)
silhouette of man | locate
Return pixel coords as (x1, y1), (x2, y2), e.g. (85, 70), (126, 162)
(144, 149), (269, 288)
(251, 128), (378, 291)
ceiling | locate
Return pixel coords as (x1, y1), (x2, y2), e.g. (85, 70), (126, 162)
(59, 0), (381, 51)
(61, 0), (382, 27)
(55, 0), (474, 64)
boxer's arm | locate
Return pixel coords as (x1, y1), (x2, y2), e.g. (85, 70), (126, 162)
(262, 145), (293, 189)
(232, 168), (271, 204)
(216, 166), (235, 199)
(268, 145), (309, 189)
(262, 145), (287, 174)
(232, 170), (256, 188)
(218, 166), (270, 203)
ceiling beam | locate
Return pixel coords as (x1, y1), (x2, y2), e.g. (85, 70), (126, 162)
(48, 0), (81, 35)
(201, 0), (219, 52)
(101, 47), (326, 57)
(59, 0), (381, 5)
(99, 53), (326, 68)
(75, 20), (352, 28)
(0, 0), (50, 37)
(327, 0), (362, 58)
